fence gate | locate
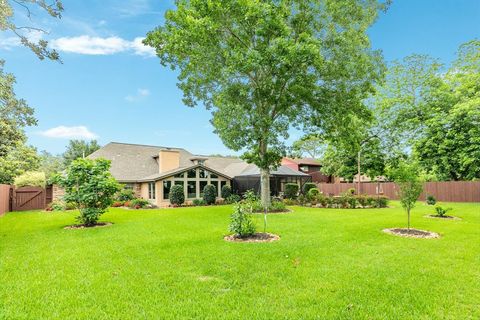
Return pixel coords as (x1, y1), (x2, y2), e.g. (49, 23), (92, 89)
(12, 186), (46, 211)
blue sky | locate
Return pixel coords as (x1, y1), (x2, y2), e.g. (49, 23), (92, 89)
(1, 0), (479, 155)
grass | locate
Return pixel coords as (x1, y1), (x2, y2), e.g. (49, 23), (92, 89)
(1, 201), (479, 319)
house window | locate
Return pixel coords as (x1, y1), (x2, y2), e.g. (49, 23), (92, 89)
(210, 172), (218, 179)
(163, 181), (171, 200)
(187, 181), (196, 198)
(198, 160), (205, 165)
(148, 182), (156, 199)
(174, 172), (184, 179)
(124, 183), (134, 190)
(199, 168), (208, 178)
(187, 168), (196, 178)
(199, 181), (208, 197)
(220, 180), (227, 190)
(299, 165), (308, 172)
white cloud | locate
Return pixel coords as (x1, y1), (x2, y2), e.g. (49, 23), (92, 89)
(131, 37), (156, 57)
(39, 126), (98, 139)
(125, 88), (150, 102)
(49, 35), (155, 57)
(0, 30), (45, 50)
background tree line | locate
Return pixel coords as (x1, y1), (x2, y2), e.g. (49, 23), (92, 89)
(292, 39), (480, 182)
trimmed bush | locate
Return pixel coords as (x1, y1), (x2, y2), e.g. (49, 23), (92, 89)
(269, 200), (286, 212)
(307, 188), (320, 201)
(221, 185), (232, 199)
(169, 185), (185, 205)
(130, 198), (150, 209)
(117, 188), (135, 202)
(203, 184), (217, 205)
(284, 183), (299, 199)
(229, 203), (256, 238)
(302, 182), (317, 194)
(14, 171), (46, 188)
(193, 198), (205, 206)
(283, 198), (297, 206)
(374, 196), (389, 208)
(426, 195), (436, 205)
(225, 194), (241, 204)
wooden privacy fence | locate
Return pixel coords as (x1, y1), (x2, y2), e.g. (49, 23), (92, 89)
(317, 181), (480, 202)
(0, 184), (10, 216)
(0, 185), (52, 215)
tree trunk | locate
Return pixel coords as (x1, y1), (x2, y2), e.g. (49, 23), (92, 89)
(407, 208), (410, 231)
(260, 167), (271, 209)
(357, 150), (361, 195)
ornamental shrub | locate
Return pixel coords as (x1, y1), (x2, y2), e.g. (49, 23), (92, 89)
(426, 195), (436, 205)
(347, 195), (357, 208)
(269, 200), (286, 212)
(307, 188), (320, 201)
(357, 195), (368, 207)
(193, 198), (205, 206)
(47, 200), (65, 211)
(54, 158), (120, 226)
(225, 194), (241, 204)
(284, 183), (299, 199)
(14, 171), (46, 188)
(302, 182), (317, 194)
(169, 185), (185, 205)
(203, 184), (217, 205)
(434, 206), (452, 217)
(117, 188), (135, 202)
(229, 203), (256, 238)
(221, 185), (232, 199)
(130, 198), (150, 209)
(374, 196), (389, 208)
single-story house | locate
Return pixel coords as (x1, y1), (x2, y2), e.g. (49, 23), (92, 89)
(88, 142), (310, 206)
(281, 157), (333, 183)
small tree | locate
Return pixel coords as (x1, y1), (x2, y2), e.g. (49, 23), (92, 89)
(203, 184), (217, 205)
(169, 185), (185, 205)
(55, 158), (120, 226)
(221, 185), (232, 199)
(229, 203), (256, 238)
(390, 161), (423, 231)
(284, 183), (299, 199)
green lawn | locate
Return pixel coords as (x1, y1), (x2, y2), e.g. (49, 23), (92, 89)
(1, 202), (479, 319)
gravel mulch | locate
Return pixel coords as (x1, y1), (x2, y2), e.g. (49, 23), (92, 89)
(383, 228), (440, 239)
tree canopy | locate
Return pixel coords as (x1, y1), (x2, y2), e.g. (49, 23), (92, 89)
(145, 0), (386, 206)
(1, 0), (63, 61)
(63, 140), (101, 167)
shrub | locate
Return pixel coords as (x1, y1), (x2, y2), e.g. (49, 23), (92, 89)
(111, 201), (124, 207)
(269, 200), (286, 212)
(374, 196), (389, 208)
(365, 196), (376, 207)
(193, 198), (205, 206)
(307, 188), (320, 201)
(117, 188), (135, 202)
(221, 185), (232, 199)
(229, 203), (256, 238)
(124, 201), (132, 208)
(65, 202), (77, 210)
(337, 196), (348, 208)
(302, 182), (317, 194)
(357, 195), (368, 207)
(284, 183), (299, 199)
(347, 188), (356, 195)
(434, 206), (452, 217)
(297, 194), (306, 206)
(54, 158), (120, 226)
(346, 196), (357, 208)
(169, 185), (185, 205)
(47, 200), (65, 211)
(426, 195), (436, 205)
(130, 198), (150, 209)
(283, 198), (297, 206)
(225, 194), (241, 204)
(14, 171), (46, 188)
(203, 184), (217, 205)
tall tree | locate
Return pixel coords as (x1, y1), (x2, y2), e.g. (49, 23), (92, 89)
(1, 0), (63, 61)
(145, 0), (386, 206)
(39, 150), (65, 181)
(291, 134), (324, 159)
(63, 140), (101, 167)
(414, 40), (480, 180)
(0, 142), (40, 184)
(0, 61), (37, 157)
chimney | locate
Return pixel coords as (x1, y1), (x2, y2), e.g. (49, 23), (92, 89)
(158, 149), (180, 173)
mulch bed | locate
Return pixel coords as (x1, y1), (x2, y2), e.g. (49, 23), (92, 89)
(383, 228), (440, 239)
(64, 222), (113, 230)
(224, 232), (280, 243)
(424, 215), (461, 220)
